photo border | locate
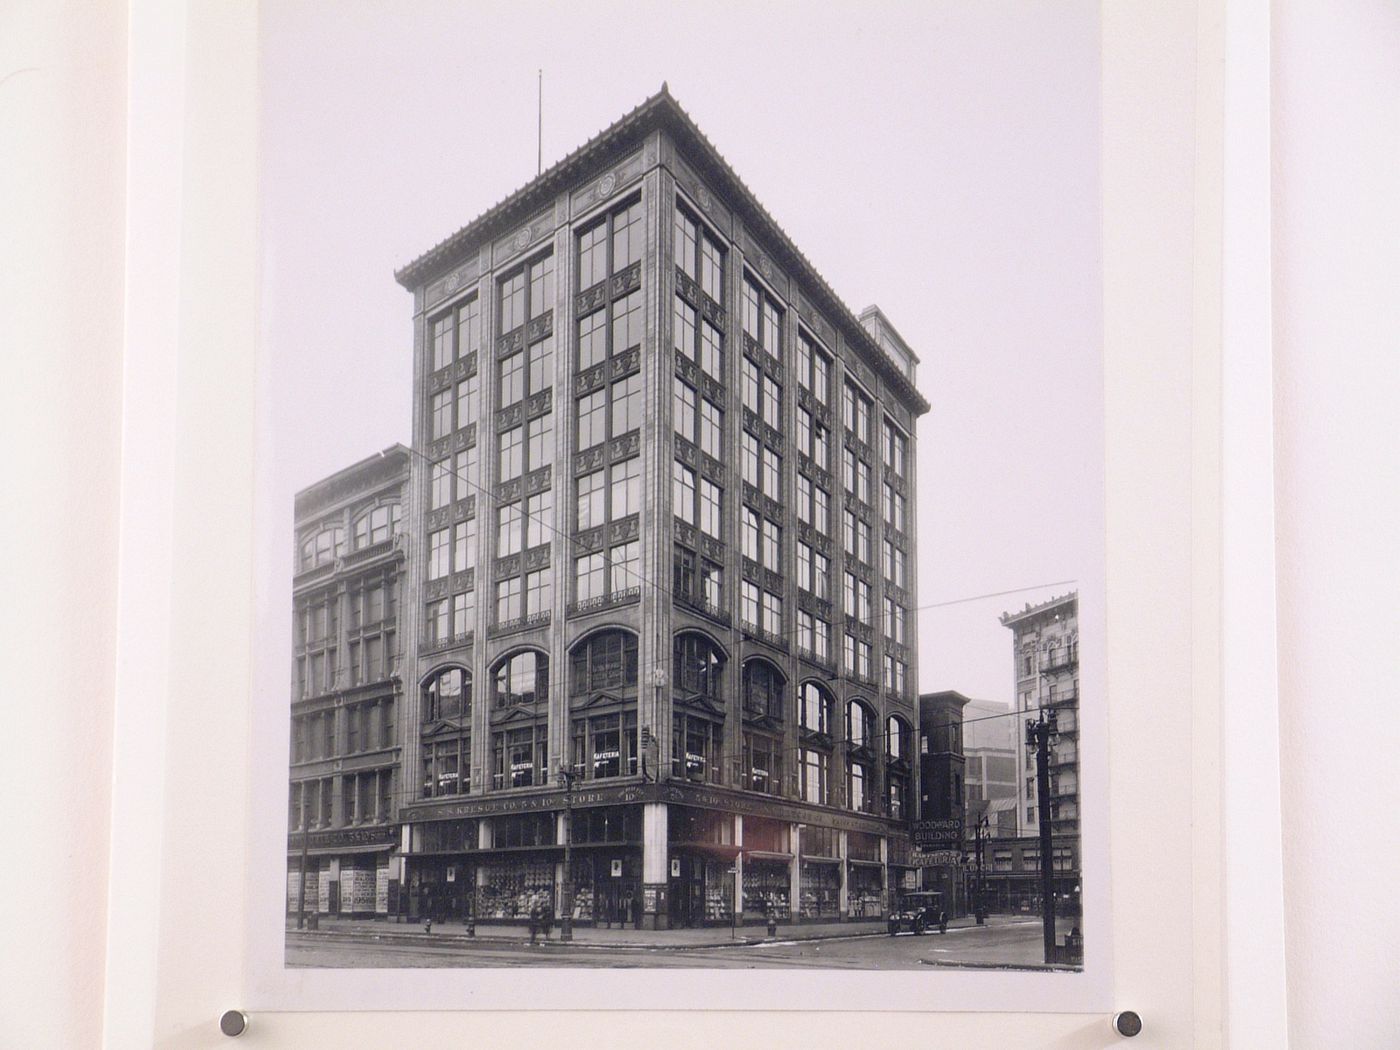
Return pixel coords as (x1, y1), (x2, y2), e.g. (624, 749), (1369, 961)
(101, 1), (1283, 1044)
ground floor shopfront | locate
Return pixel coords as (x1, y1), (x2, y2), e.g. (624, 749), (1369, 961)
(285, 825), (399, 919)
(397, 779), (907, 930)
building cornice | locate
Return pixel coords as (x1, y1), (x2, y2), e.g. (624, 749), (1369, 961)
(999, 591), (1078, 629)
(393, 85), (930, 417)
(294, 443), (411, 520)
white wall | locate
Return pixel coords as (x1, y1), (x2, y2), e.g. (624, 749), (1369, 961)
(1272, 4), (1400, 1048)
(0, 2), (126, 1048)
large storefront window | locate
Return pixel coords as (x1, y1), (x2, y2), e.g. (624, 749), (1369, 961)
(799, 860), (840, 919)
(477, 856), (555, 920)
(743, 861), (791, 921)
(570, 710), (638, 780)
(567, 852), (642, 926)
(848, 864), (884, 918)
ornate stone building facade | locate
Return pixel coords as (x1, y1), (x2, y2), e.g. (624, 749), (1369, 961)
(1002, 591), (1080, 837)
(287, 446), (409, 918)
(289, 87), (929, 930)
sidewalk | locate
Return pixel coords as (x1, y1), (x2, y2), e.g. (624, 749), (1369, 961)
(287, 913), (1012, 951)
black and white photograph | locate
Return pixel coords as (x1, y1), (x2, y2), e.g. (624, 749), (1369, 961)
(261, 1), (1103, 978)
(19, 0), (1399, 1045)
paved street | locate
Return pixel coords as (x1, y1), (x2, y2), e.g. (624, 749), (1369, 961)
(287, 917), (1064, 970)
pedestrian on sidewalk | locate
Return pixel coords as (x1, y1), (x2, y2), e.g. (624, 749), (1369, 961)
(528, 902), (541, 946)
(542, 901), (554, 941)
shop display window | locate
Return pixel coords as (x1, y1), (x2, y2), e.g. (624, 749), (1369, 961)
(799, 860), (840, 919)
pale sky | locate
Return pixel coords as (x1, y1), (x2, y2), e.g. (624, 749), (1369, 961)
(258, 0), (1102, 708)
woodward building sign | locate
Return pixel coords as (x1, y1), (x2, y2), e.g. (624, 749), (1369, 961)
(911, 819), (963, 849)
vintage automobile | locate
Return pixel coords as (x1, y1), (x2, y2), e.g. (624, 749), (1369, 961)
(887, 890), (947, 935)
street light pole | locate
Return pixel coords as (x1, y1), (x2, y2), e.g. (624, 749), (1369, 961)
(975, 815), (988, 925)
(296, 785), (309, 929)
(557, 764), (575, 942)
(1027, 711), (1057, 963)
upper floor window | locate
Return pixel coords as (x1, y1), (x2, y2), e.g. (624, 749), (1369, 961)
(887, 716), (911, 762)
(743, 659), (786, 721)
(498, 334), (554, 409)
(431, 294), (481, 372)
(675, 203), (724, 301)
(795, 330), (831, 407)
(742, 274), (783, 358)
(846, 699), (874, 747)
(742, 358), (783, 429)
(423, 667), (470, 723)
(799, 681), (834, 735)
(299, 527), (343, 571)
(674, 297), (724, 381)
(883, 418), (908, 478)
(843, 448), (872, 505)
(579, 196), (643, 291)
(569, 630), (639, 698)
(842, 381), (873, 445)
(493, 650), (548, 708)
(499, 253), (554, 334)
(352, 504), (400, 549)
(673, 632), (725, 700)
(673, 377), (724, 459)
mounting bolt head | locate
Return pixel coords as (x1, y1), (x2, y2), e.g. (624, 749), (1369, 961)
(1112, 1011), (1143, 1038)
(220, 1010), (248, 1037)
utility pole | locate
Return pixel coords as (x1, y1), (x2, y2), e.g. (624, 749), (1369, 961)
(974, 815), (988, 925)
(1026, 711), (1057, 963)
(557, 764), (575, 942)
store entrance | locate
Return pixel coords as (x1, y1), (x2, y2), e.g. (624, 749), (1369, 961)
(409, 858), (474, 922)
(593, 879), (639, 928)
(668, 852), (736, 928)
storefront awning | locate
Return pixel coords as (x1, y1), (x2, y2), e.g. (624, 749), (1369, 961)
(743, 850), (794, 862)
(286, 842), (394, 859)
(848, 859), (885, 868)
(673, 842), (742, 860)
(799, 855), (842, 865)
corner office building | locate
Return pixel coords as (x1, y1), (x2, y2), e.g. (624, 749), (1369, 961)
(367, 87), (928, 929)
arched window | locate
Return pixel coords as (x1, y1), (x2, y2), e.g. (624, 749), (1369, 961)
(673, 633), (725, 700)
(743, 659), (786, 721)
(353, 503), (401, 548)
(846, 699), (874, 746)
(799, 681), (835, 735)
(423, 667), (470, 723)
(299, 526), (344, 571)
(569, 630), (638, 698)
(493, 650), (548, 708)
(886, 715), (910, 762)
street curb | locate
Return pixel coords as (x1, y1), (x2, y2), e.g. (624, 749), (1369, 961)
(285, 921), (1006, 953)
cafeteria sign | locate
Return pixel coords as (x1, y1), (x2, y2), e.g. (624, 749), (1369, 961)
(911, 849), (962, 867)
